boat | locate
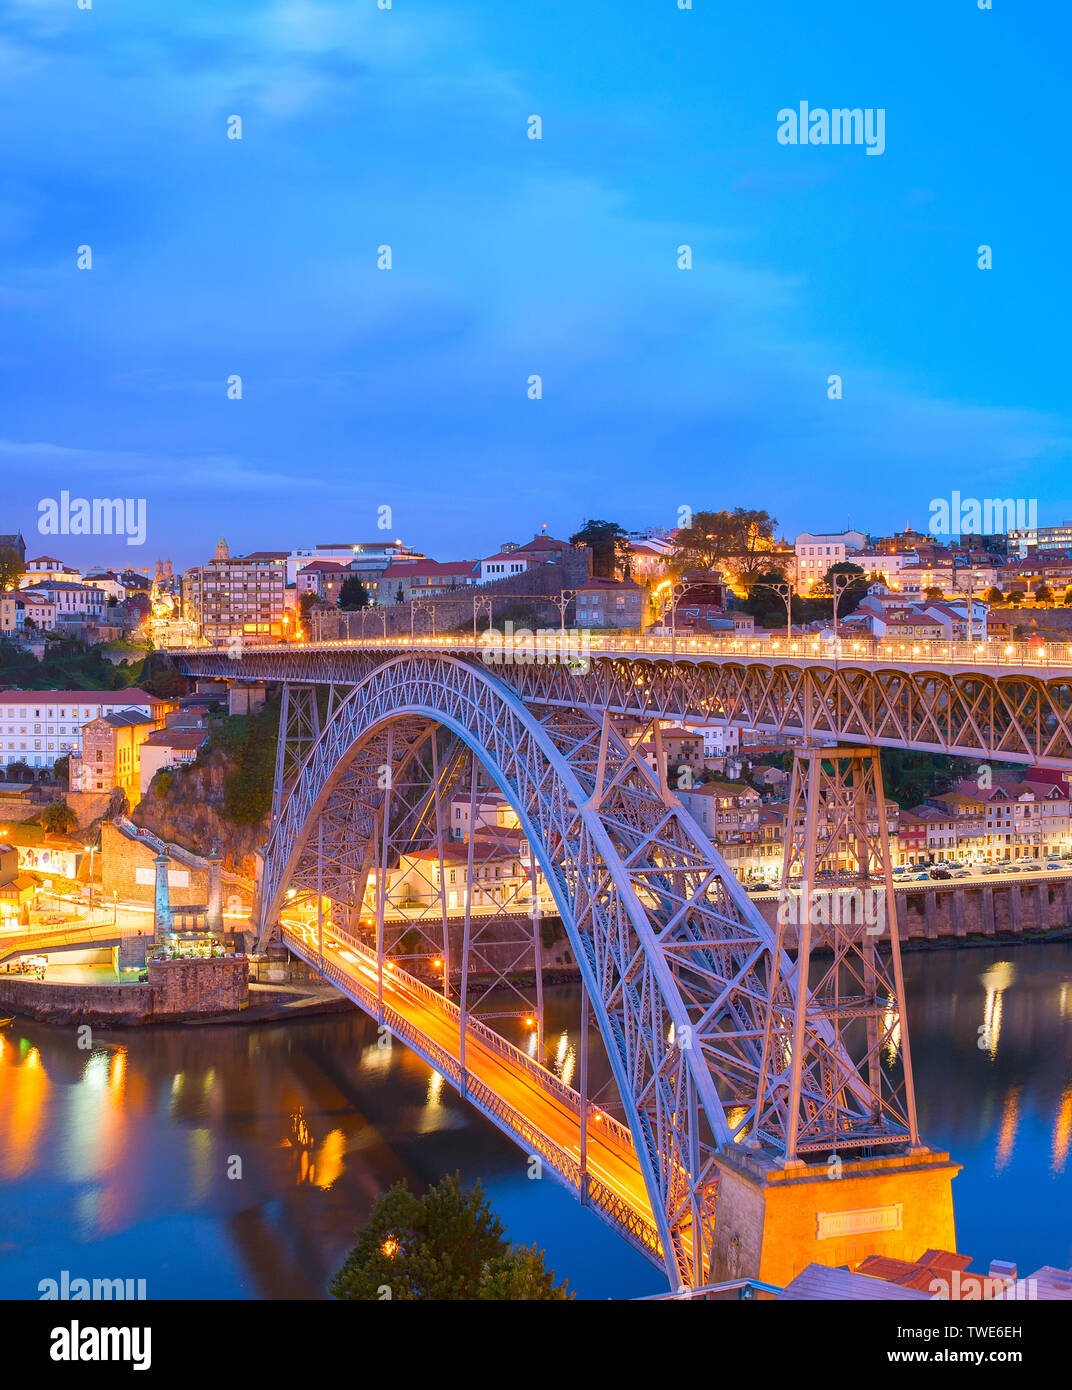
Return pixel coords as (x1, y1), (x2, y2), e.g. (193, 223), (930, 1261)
(0, 1017), (14, 1028)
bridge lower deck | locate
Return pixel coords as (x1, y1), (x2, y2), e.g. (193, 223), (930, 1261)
(279, 922), (669, 1267)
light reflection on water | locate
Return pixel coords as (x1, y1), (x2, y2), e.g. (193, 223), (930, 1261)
(0, 941), (1068, 1297)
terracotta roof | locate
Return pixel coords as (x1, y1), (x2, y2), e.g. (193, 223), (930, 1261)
(142, 729), (208, 751)
(0, 688), (167, 704)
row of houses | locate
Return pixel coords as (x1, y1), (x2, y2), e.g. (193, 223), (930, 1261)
(0, 688), (211, 804)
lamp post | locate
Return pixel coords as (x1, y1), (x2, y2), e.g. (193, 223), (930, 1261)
(552, 590), (577, 658)
(83, 843), (96, 906)
(831, 571), (858, 645)
(472, 594), (494, 650)
(360, 606), (388, 640)
(410, 598), (437, 640)
(750, 580), (793, 646)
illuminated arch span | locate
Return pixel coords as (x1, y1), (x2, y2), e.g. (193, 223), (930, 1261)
(258, 654), (866, 1284)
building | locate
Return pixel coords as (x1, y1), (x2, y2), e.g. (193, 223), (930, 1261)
(794, 531), (867, 591)
(70, 710), (157, 803)
(480, 533), (587, 585)
(377, 559), (481, 606)
(0, 689), (173, 774)
(295, 560), (351, 605)
(0, 532), (26, 565)
(20, 580), (106, 621)
(391, 829), (548, 913)
(182, 539), (291, 644)
(286, 540), (423, 587)
(0, 821), (84, 879)
(21, 555), (82, 583)
(448, 792), (521, 841)
(139, 728), (209, 798)
(574, 577), (644, 629)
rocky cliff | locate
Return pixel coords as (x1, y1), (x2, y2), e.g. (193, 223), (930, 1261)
(133, 747), (267, 879)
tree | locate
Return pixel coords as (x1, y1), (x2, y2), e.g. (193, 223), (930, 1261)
(924, 586), (944, 600)
(1006, 588), (1027, 606)
(1034, 583), (1054, 605)
(330, 1173), (570, 1301)
(671, 508), (780, 586)
(40, 802), (78, 835)
(52, 754), (70, 786)
(569, 519), (630, 580)
(822, 561), (868, 617)
(741, 569), (792, 630)
(984, 586), (1003, 605)
(338, 576), (371, 611)
(6, 759), (32, 783)
(0, 545), (24, 592)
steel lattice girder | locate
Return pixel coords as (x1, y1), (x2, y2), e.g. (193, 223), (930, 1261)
(252, 653), (875, 1289)
(173, 647), (1072, 767)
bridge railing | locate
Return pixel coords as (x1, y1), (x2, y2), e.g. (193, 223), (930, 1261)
(288, 920), (637, 1154)
(282, 927), (664, 1259)
(188, 630), (1072, 672)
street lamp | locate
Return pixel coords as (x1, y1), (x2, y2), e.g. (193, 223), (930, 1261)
(410, 598), (437, 640)
(750, 580), (793, 645)
(472, 594), (494, 650)
(831, 571), (858, 644)
(84, 843), (96, 906)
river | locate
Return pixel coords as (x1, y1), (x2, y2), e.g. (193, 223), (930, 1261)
(1, 942), (1071, 1299)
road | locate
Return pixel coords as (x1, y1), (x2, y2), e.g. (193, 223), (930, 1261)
(281, 918), (669, 1265)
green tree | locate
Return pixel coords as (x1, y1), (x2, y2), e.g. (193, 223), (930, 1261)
(1034, 583), (1054, 605)
(984, 586), (1003, 605)
(222, 702), (280, 825)
(40, 801), (78, 835)
(338, 576), (371, 611)
(672, 508), (780, 586)
(821, 561), (868, 616)
(924, 586), (944, 600)
(330, 1173), (570, 1301)
(0, 545), (24, 592)
(569, 519), (631, 580)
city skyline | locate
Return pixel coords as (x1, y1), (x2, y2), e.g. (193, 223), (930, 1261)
(1, 1), (1069, 569)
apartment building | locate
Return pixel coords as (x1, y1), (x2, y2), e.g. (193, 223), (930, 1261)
(0, 689), (173, 773)
(70, 710), (156, 803)
(182, 539), (290, 644)
(794, 531), (866, 590)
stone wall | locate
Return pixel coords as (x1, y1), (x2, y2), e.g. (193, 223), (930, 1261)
(0, 956), (248, 1024)
(147, 956), (248, 1015)
(99, 820), (208, 907)
(749, 875), (1072, 947)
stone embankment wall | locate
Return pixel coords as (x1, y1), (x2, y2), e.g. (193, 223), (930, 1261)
(0, 956), (248, 1025)
(749, 875), (1072, 947)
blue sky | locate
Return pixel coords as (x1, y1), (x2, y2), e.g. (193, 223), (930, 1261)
(1, 0), (1069, 569)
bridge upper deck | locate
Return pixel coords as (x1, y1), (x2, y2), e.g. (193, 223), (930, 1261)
(172, 632), (1072, 769)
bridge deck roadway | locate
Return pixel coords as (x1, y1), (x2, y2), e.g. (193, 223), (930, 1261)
(175, 631), (1072, 678)
(279, 921), (675, 1270)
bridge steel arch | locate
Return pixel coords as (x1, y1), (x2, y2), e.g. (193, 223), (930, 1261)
(257, 653), (904, 1288)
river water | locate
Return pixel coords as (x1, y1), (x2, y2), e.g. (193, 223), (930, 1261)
(1, 942), (1071, 1300)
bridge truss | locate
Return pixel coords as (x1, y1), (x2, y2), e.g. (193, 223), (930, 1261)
(237, 651), (922, 1288)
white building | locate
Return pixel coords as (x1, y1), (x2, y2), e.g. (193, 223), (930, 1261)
(794, 531), (867, 591)
(0, 689), (170, 773)
(20, 580), (106, 619)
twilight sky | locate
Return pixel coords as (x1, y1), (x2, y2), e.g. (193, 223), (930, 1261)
(1, 0), (1069, 571)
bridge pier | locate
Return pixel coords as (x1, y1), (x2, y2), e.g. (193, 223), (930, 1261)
(709, 1145), (961, 1289)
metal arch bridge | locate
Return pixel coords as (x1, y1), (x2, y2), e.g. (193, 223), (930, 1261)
(170, 635), (1072, 1288)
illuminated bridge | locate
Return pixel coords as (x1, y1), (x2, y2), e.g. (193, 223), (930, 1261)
(169, 632), (1072, 1288)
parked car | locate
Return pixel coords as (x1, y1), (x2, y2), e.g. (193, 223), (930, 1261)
(951, 870), (971, 878)
(929, 868), (952, 880)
